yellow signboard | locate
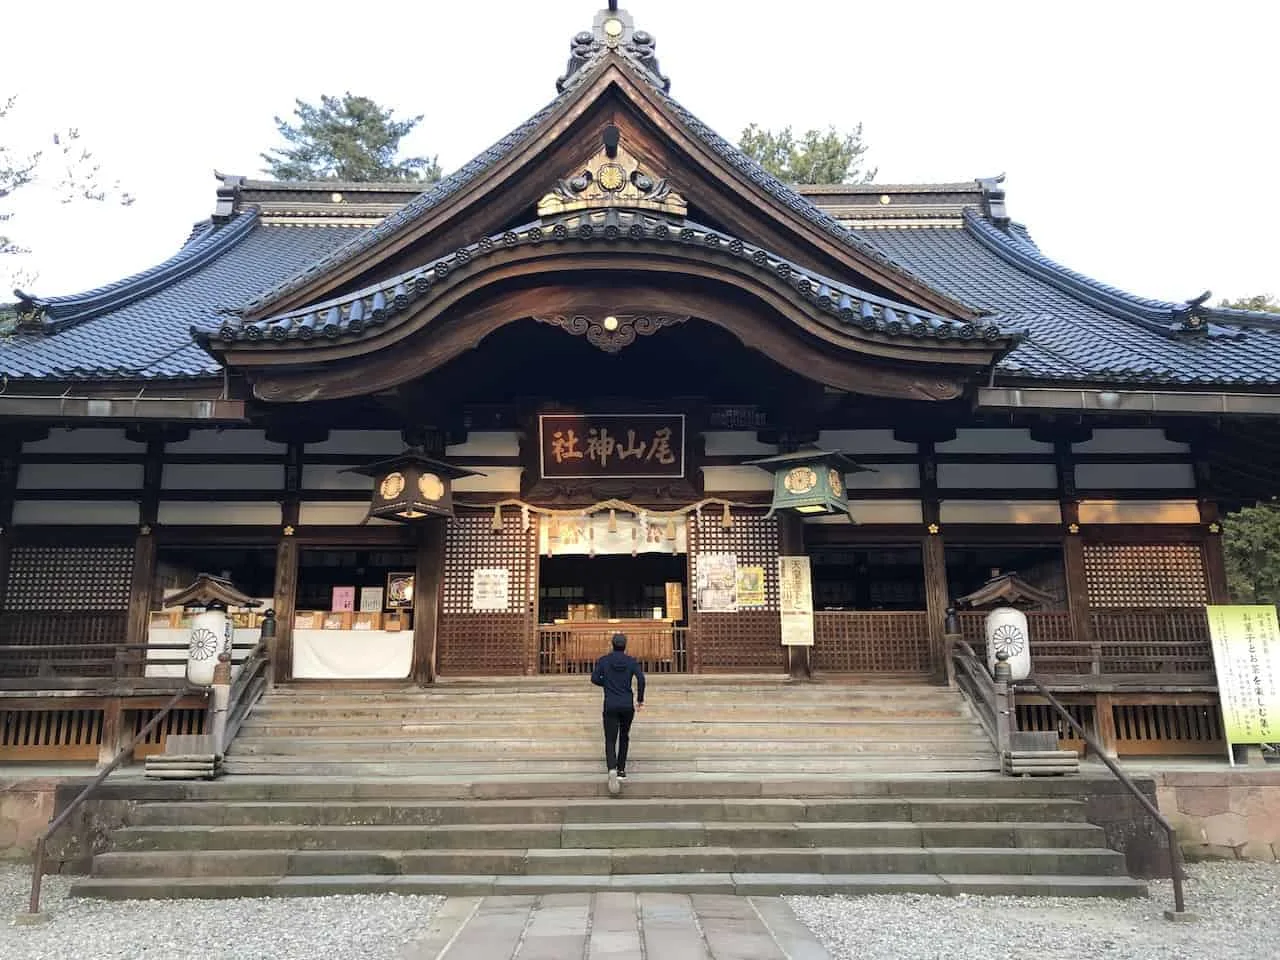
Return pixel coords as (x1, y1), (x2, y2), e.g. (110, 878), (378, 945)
(736, 566), (766, 608)
(1205, 605), (1280, 747)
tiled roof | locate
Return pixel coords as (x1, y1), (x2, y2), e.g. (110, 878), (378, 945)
(213, 209), (1011, 348)
(0, 218), (364, 380)
(853, 218), (1280, 386)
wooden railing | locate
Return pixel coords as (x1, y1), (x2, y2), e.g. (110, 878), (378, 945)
(0, 640), (259, 686)
(813, 611), (931, 673)
(0, 612), (129, 677)
(957, 608), (1212, 678)
(537, 625), (688, 674)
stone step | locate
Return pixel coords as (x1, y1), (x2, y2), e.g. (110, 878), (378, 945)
(90, 845), (1127, 879)
(126, 796), (1090, 828)
(227, 736), (994, 758)
(68, 872), (1149, 901)
(109, 819), (1100, 852)
(218, 756), (1002, 776)
(95, 773), (1104, 802)
(237, 719), (977, 737)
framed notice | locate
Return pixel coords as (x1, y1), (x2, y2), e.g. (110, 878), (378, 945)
(472, 568), (511, 612)
(697, 553), (738, 613)
(359, 587), (384, 613)
(331, 586), (355, 612)
(1206, 605), (1280, 759)
(385, 572), (415, 609)
(736, 566), (766, 608)
(777, 556), (814, 647)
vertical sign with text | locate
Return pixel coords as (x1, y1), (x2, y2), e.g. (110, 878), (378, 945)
(777, 556), (814, 647)
(1206, 605), (1280, 747)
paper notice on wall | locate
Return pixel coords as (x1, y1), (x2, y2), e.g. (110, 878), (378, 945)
(697, 553), (738, 612)
(359, 587), (384, 613)
(777, 556), (814, 647)
(472, 568), (512, 612)
(1206, 605), (1280, 747)
(736, 566), (766, 608)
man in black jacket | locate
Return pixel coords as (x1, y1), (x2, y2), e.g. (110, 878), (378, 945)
(591, 632), (646, 796)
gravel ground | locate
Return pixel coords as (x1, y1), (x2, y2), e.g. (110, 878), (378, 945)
(788, 861), (1280, 960)
(0, 865), (442, 960)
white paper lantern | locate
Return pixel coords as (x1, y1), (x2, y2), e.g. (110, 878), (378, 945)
(985, 607), (1031, 681)
(187, 608), (228, 685)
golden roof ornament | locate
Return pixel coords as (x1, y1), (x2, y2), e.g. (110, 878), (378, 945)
(537, 123), (687, 217)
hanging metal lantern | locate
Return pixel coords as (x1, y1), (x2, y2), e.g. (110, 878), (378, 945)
(745, 449), (870, 518)
(344, 451), (482, 522)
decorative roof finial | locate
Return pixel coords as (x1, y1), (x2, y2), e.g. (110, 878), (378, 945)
(556, 6), (671, 94)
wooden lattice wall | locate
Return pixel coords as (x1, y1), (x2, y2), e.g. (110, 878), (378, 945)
(0, 544), (134, 676)
(689, 509), (782, 672)
(1083, 544), (1209, 607)
(437, 511), (537, 676)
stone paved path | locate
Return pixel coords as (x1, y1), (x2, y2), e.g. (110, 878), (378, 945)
(395, 892), (831, 959)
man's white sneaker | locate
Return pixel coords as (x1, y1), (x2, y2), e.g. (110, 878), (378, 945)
(607, 768), (620, 796)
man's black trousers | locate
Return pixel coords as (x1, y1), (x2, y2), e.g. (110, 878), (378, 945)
(602, 707), (635, 772)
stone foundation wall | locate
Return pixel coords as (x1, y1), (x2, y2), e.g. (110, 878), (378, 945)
(0, 778), (57, 860)
(1155, 770), (1280, 861)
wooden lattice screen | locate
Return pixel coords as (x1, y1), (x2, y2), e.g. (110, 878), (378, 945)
(437, 511), (537, 676)
(0, 544), (134, 676)
(689, 509), (783, 672)
(1083, 544), (1209, 607)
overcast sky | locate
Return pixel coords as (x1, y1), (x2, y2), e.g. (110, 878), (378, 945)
(3, 0), (1276, 306)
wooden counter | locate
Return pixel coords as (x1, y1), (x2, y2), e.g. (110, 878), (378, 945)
(538, 619), (676, 673)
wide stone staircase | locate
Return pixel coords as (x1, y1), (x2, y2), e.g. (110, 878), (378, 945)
(69, 677), (1148, 900)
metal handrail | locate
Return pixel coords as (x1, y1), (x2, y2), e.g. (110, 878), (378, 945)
(1018, 675), (1187, 916)
(25, 684), (201, 915)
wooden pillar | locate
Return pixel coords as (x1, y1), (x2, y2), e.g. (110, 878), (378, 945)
(270, 440), (304, 684)
(919, 440), (948, 682)
(124, 435), (165, 656)
(1093, 692), (1119, 759)
(97, 698), (130, 767)
(1053, 438), (1097, 671)
(411, 521), (446, 684)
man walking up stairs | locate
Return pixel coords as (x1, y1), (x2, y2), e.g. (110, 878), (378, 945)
(591, 632), (646, 795)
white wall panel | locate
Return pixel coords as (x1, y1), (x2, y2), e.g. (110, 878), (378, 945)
(1075, 463), (1195, 489)
(306, 430), (405, 455)
(938, 463), (1057, 489)
(1078, 500), (1200, 524)
(819, 429), (915, 454)
(1075, 429), (1188, 454)
(18, 463), (144, 490)
(848, 463), (919, 490)
(937, 429), (1051, 454)
(167, 429), (284, 454)
(162, 463), (284, 490)
(701, 465), (773, 492)
(452, 467), (523, 493)
(445, 431), (522, 458)
(298, 501), (396, 526)
(302, 464), (374, 491)
(702, 432), (778, 456)
(13, 500), (139, 525)
(23, 428), (142, 454)
(940, 500), (1062, 524)
(157, 502), (281, 525)
(803, 500), (923, 524)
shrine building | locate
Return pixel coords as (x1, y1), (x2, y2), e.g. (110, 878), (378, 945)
(4, 3), (1280, 763)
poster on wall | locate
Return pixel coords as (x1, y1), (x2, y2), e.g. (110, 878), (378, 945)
(777, 556), (814, 646)
(1206, 605), (1280, 759)
(736, 566), (767, 608)
(665, 581), (684, 621)
(472, 568), (512, 612)
(331, 586), (355, 612)
(385, 572), (415, 609)
(360, 587), (384, 613)
(697, 553), (738, 612)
